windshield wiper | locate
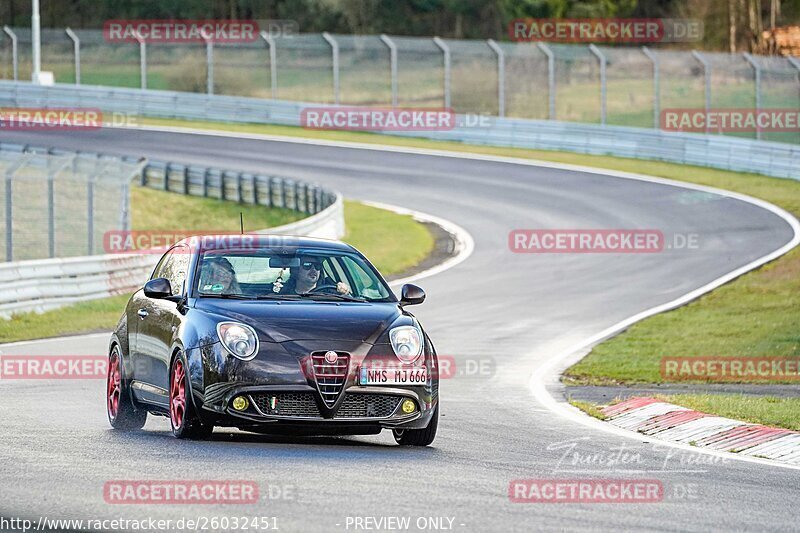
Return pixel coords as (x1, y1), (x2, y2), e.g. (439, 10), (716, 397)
(254, 294), (301, 300)
(198, 293), (252, 300)
(295, 292), (367, 302)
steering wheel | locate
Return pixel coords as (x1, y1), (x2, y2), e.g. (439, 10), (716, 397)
(307, 284), (339, 295)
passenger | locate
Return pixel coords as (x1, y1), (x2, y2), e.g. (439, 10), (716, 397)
(273, 256), (350, 295)
(199, 256), (241, 295)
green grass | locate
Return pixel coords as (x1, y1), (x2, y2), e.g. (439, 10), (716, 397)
(570, 393), (800, 431)
(343, 200), (434, 275)
(0, 194), (433, 344)
(565, 247), (800, 386)
(133, 120), (800, 390)
(0, 295), (132, 343)
(567, 399), (608, 421)
(7, 115), (798, 420)
(132, 186), (304, 231)
(660, 394), (800, 432)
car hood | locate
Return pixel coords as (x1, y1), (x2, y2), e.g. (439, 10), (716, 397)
(194, 299), (402, 343)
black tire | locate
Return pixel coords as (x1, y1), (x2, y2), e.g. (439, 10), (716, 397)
(169, 352), (214, 440)
(393, 403), (438, 446)
(107, 345), (147, 430)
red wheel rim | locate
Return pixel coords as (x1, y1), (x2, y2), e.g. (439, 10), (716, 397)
(107, 350), (121, 420)
(170, 360), (186, 429)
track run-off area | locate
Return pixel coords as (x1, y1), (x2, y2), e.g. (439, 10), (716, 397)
(0, 126), (798, 532)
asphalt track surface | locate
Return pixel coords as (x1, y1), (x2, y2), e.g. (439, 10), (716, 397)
(1, 127), (798, 532)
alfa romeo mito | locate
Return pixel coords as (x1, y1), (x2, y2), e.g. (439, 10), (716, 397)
(106, 235), (439, 445)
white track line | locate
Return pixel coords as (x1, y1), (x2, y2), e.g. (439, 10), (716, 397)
(359, 200), (474, 288)
(82, 124), (800, 468)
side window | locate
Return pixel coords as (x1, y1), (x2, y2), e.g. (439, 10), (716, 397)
(152, 246), (190, 296)
(151, 250), (174, 281)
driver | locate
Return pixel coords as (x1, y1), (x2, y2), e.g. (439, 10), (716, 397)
(274, 256), (350, 295)
(199, 256), (241, 295)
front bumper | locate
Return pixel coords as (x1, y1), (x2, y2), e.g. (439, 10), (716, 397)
(200, 384), (435, 434)
(190, 341), (438, 435)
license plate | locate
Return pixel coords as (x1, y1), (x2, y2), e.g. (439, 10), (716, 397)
(360, 366), (427, 385)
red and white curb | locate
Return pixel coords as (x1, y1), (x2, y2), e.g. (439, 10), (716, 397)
(603, 397), (800, 465)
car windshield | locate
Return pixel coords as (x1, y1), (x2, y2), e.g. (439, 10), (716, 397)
(195, 247), (394, 302)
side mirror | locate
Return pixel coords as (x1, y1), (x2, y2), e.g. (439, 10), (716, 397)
(144, 277), (172, 299)
(400, 284), (426, 306)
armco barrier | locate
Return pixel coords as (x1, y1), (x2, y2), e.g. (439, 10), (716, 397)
(0, 193), (344, 318)
(1, 81), (800, 181)
(0, 141), (344, 317)
(0, 194), (344, 318)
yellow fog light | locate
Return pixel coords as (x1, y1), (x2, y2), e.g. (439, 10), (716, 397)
(401, 399), (416, 414)
(232, 396), (249, 411)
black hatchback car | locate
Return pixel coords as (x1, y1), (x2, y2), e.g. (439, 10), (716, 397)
(106, 235), (440, 446)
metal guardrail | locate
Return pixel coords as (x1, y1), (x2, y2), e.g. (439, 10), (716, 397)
(0, 192), (344, 318)
(2, 28), (799, 144)
(0, 138), (344, 317)
(1, 81), (799, 181)
(0, 143), (143, 262)
(0, 138), (339, 261)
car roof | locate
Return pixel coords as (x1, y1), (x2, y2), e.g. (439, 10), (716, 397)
(174, 234), (357, 254)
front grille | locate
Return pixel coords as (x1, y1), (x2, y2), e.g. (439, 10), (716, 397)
(250, 392), (401, 419)
(311, 351), (350, 407)
(251, 392), (321, 417)
(335, 394), (401, 418)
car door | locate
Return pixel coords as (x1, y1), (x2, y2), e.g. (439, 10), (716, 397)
(134, 245), (191, 405)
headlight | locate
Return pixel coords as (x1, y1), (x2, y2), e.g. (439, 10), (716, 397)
(389, 325), (423, 363)
(216, 322), (259, 360)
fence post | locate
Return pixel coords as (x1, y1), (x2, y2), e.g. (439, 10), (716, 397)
(743, 53), (762, 140)
(47, 155), (73, 259)
(260, 31), (277, 99)
(2, 26), (18, 81)
(182, 166), (189, 195)
(641, 47), (659, 129)
(65, 28), (80, 85)
(536, 43), (556, 120)
(432, 37), (451, 109)
(4, 153), (33, 261)
(5, 172), (12, 262)
(204, 34), (214, 95)
(322, 32), (340, 104)
(487, 39), (505, 117)
(267, 177), (274, 207)
(379, 34), (398, 107)
(87, 174), (95, 255)
(163, 163), (171, 191)
(588, 45), (607, 125)
(135, 32), (147, 89)
(691, 50), (711, 133)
